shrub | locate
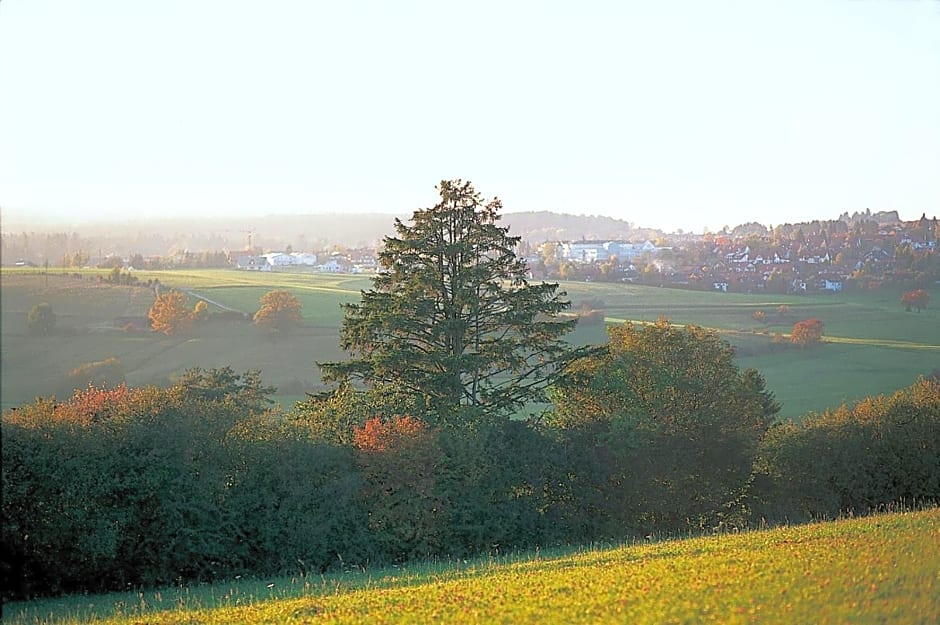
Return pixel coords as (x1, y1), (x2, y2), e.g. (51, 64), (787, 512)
(352, 416), (445, 560)
(901, 288), (929, 312)
(26, 302), (56, 336)
(753, 377), (940, 521)
(1, 368), (281, 599)
(222, 417), (371, 575)
(62, 357), (126, 396)
(577, 305), (606, 326)
(790, 318), (824, 346)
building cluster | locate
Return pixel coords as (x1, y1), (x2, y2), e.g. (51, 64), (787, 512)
(234, 250), (378, 274)
(535, 218), (938, 294)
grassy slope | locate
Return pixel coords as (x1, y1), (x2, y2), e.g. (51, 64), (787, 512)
(2, 269), (938, 416)
(6, 508), (938, 625)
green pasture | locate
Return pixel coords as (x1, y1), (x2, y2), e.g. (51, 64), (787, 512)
(562, 280), (940, 417)
(0, 270), (365, 409)
(1, 269), (938, 418)
(6, 508), (938, 625)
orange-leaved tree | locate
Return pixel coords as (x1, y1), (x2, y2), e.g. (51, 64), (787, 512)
(901, 289), (929, 312)
(148, 290), (193, 335)
(253, 290), (303, 333)
(192, 300), (209, 321)
(790, 318), (824, 346)
(353, 414), (431, 452)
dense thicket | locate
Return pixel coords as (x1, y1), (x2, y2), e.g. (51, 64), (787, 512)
(3, 370), (938, 601)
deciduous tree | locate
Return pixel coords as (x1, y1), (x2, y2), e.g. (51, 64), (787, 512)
(26, 302), (56, 336)
(148, 290), (192, 335)
(192, 300), (209, 321)
(253, 290), (303, 332)
(790, 318), (824, 346)
(901, 289), (929, 312)
(319, 179), (592, 424)
(551, 317), (780, 530)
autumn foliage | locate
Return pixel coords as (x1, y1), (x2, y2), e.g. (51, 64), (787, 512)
(790, 318), (824, 346)
(353, 415), (431, 451)
(253, 289), (303, 332)
(901, 288), (929, 312)
(148, 289), (193, 335)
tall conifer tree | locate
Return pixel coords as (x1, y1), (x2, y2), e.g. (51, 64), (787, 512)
(320, 179), (590, 424)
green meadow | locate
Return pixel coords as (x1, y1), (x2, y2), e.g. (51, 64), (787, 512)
(1, 268), (938, 418)
(5, 508), (938, 625)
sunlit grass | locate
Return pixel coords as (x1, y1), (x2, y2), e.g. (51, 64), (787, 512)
(6, 508), (938, 625)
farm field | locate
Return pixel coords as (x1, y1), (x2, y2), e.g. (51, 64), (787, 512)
(5, 508), (938, 625)
(560, 280), (940, 418)
(1, 268), (938, 417)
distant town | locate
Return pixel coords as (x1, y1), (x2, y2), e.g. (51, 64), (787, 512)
(3, 209), (938, 294)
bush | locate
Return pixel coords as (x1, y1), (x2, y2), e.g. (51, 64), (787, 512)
(790, 318), (824, 346)
(222, 416), (371, 575)
(753, 378), (940, 521)
(26, 303), (56, 336)
(901, 288), (929, 312)
(577, 305), (606, 325)
(1, 369), (281, 599)
(62, 357), (125, 396)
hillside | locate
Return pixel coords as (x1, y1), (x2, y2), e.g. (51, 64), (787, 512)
(5, 508), (937, 625)
(501, 210), (663, 243)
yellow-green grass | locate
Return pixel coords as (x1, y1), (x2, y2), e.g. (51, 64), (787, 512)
(6, 508), (938, 625)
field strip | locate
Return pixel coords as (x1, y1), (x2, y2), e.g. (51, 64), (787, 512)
(822, 335), (940, 350)
(603, 317), (940, 351)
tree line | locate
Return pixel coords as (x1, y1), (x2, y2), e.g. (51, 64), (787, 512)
(3, 181), (938, 600)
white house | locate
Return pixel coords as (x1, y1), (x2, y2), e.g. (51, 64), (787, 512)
(263, 252), (293, 267)
(289, 252), (318, 266)
(317, 259), (344, 272)
(607, 240), (660, 260)
(560, 242), (605, 263)
(559, 240), (662, 263)
(235, 255), (272, 271)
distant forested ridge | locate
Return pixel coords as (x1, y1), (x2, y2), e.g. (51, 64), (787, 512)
(1, 212), (652, 261)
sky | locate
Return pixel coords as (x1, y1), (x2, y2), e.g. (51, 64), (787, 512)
(1, 1), (939, 234)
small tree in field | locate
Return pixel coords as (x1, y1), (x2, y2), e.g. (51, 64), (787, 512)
(901, 289), (929, 312)
(148, 290), (192, 335)
(790, 318), (824, 347)
(254, 290), (303, 333)
(27, 302), (56, 336)
(192, 300), (209, 321)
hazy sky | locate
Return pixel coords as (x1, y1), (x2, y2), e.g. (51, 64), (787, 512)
(1, 1), (938, 233)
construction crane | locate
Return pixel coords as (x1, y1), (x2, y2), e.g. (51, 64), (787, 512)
(221, 228), (257, 254)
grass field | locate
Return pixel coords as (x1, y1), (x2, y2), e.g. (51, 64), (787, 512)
(5, 508), (938, 625)
(2, 268), (938, 417)
(560, 280), (940, 417)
